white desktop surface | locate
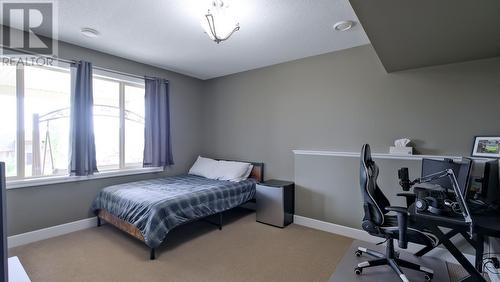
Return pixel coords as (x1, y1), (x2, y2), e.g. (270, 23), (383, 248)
(8, 256), (30, 282)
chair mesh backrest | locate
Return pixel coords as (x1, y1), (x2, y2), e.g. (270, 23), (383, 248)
(359, 144), (390, 226)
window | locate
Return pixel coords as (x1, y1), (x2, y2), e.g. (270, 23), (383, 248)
(93, 78), (120, 170)
(0, 64), (71, 179)
(0, 66), (17, 177)
(1, 61), (149, 185)
(124, 85), (145, 165)
(24, 66), (71, 177)
(93, 71), (145, 171)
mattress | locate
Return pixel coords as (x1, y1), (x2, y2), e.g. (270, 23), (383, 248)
(91, 174), (256, 248)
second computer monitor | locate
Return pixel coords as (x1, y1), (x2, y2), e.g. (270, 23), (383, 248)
(481, 160), (500, 205)
(421, 158), (472, 196)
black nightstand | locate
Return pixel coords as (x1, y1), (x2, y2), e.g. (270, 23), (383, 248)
(256, 180), (295, 228)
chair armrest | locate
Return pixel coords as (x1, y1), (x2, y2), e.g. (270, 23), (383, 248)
(385, 206), (409, 214)
(397, 192), (417, 207)
(385, 206), (409, 249)
(396, 192), (416, 198)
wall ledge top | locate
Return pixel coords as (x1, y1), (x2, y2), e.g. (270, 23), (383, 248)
(292, 149), (484, 161)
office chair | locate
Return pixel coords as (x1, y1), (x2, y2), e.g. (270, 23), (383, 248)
(355, 144), (438, 281)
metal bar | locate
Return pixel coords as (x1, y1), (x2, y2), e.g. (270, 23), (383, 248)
(41, 125), (48, 175)
(446, 170), (472, 226)
(429, 225), (486, 281)
(46, 127), (54, 173)
(414, 245), (433, 257)
(364, 248), (385, 259)
(31, 114), (41, 176)
(414, 228), (460, 257)
(15, 65), (25, 178)
(150, 248), (155, 260)
(387, 258), (405, 281)
(475, 235), (484, 272)
(461, 231), (477, 246)
(201, 212), (223, 230)
(93, 66), (146, 81)
(119, 82), (125, 169)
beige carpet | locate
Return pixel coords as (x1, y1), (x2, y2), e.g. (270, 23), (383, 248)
(9, 208), (354, 282)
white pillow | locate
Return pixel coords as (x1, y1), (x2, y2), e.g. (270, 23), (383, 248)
(188, 156), (219, 179)
(232, 164), (253, 182)
(216, 161), (252, 182)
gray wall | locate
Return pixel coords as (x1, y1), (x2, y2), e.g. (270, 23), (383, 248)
(7, 41), (205, 236)
(294, 154), (420, 228)
(202, 44), (500, 180)
(201, 44), (500, 227)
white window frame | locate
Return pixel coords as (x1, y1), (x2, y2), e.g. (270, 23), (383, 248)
(10, 63), (71, 181)
(4, 65), (158, 189)
(92, 69), (145, 170)
(6, 166), (163, 189)
(16, 65), (25, 180)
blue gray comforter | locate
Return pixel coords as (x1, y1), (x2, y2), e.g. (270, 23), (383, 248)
(91, 174), (256, 248)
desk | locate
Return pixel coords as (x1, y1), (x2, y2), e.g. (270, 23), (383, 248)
(410, 205), (500, 282)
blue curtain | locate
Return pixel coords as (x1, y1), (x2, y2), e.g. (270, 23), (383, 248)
(143, 77), (174, 167)
(69, 61), (98, 176)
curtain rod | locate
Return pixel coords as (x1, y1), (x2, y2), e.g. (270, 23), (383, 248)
(50, 56), (147, 81)
(1, 45), (153, 81)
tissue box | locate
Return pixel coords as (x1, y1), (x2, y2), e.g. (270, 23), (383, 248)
(389, 146), (413, 155)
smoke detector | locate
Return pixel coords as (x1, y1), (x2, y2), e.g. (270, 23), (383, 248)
(81, 27), (100, 38)
(333, 21), (355, 32)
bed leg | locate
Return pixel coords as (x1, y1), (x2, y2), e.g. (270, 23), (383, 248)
(150, 248), (156, 260)
(97, 217), (101, 227)
(218, 212), (223, 230)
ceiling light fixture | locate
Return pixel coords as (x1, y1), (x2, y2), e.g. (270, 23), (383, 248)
(80, 27), (99, 38)
(201, 0), (240, 44)
(333, 21), (355, 32)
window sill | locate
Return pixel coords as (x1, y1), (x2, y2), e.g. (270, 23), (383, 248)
(6, 167), (164, 190)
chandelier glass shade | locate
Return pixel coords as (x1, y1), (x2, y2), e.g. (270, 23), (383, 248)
(201, 0), (240, 43)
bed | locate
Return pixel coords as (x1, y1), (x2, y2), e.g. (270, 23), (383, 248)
(91, 162), (263, 260)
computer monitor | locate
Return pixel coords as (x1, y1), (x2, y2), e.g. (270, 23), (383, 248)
(421, 158), (472, 196)
(481, 160), (500, 206)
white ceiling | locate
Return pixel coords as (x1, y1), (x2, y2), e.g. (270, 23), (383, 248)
(51, 0), (369, 79)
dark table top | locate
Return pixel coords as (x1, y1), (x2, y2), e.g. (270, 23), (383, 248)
(259, 179), (294, 188)
(410, 203), (500, 237)
(472, 214), (500, 237)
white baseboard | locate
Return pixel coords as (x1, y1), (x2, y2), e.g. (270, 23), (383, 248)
(294, 215), (380, 244)
(8, 217), (98, 248)
(293, 215), (475, 265)
(6, 214), (477, 268)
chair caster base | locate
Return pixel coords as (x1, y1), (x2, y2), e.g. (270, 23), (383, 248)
(355, 244), (434, 282)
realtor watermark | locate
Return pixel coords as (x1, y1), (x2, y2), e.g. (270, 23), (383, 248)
(1, 1), (58, 66)
(1, 55), (53, 65)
